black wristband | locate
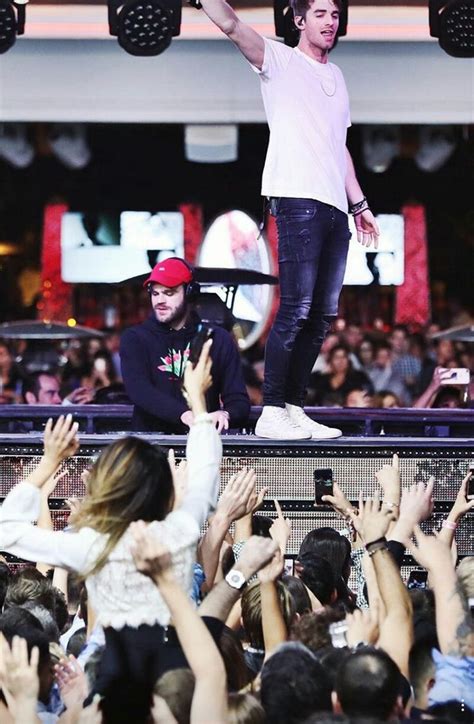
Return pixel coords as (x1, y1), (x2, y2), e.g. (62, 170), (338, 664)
(365, 536), (387, 553)
(349, 197), (369, 216)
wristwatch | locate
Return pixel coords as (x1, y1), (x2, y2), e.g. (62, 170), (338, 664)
(225, 569), (247, 591)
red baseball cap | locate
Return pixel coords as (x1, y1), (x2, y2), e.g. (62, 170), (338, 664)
(143, 258), (193, 288)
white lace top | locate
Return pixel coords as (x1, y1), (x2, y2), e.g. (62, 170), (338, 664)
(0, 418), (222, 629)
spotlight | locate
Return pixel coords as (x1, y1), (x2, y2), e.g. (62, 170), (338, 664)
(429, 0), (473, 58)
(274, 0), (348, 48)
(0, 0), (26, 55)
(107, 0), (181, 56)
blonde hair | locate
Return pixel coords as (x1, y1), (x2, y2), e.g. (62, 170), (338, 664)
(73, 436), (174, 576)
(457, 556), (474, 600)
(241, 580), (296, 650)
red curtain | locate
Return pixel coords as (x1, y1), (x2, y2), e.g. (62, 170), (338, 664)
(395, 203), (430, 326)
(180, 203), (203, 264)
(39, 204), (72, 321)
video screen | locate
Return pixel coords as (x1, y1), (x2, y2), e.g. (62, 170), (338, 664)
(61, 211), (184, 283)
(343, 214), (404, 286)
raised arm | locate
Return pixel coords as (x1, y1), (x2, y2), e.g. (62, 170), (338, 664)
(132, 525), (228, 724)
(176, 340), (223, 530)
(412, 526), (474, 658)
(199, 0), (265, 69)
(0, 416), (93, 572)
(358, 494), (413, 678)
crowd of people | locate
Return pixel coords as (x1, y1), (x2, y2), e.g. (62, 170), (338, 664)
(0, 318), (472, 415)
(0, 341), (472, 722)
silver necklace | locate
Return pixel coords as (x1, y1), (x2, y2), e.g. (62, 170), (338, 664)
(320, 64), (337, 97)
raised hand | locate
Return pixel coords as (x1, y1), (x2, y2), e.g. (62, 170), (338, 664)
(216, 468), (267, 524)
(411, 525), (452, 573)
(182, 338), (213, 409)
(447, 472), (474, 523)
(234, 535), (278, 581)
(357, 492), (395, 545)
(398, 479), (435, 526)
(43, 414), (80, 465)
(345, 604), (380, 648)
(257, 547), (284, 585)
(0, 633), (40, 713)
(321, 480), (354, 519)
(55, 654), (89, 711)
(269, 499), (291, 554)
(376, 453), (401, 513)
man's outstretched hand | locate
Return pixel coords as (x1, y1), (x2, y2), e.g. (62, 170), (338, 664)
(355, 209), (380, 249)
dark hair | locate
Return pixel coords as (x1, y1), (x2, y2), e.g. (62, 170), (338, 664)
(408, 637), (437, 704)
(291, 608), (344, 654)
(295, 553), (336, 605)
(23, 371), (58, 401)
(260, 642), (332, 724)
(0, 606), (44, 637)
(251, 514), (273, 538)
(51, 587), (69, 634)
(316, 645), (351, 690)
(4, 572), (56, 615)
(0, 562), (11, 609)
(20, 602), (60, 642)
(282, 574), (312, 615)
(67, 627), (87, 658)
(219, 626), (250, 692)
(299, 528), (352, 583)
(290, 0), (342, 21)
(328, 344), (351, 363)
(335, 646), (402, 719)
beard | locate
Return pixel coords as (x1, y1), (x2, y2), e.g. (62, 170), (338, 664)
(155, 297), (188, 328)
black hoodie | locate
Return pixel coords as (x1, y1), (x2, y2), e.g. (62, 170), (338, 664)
(120, 314), (250, 432)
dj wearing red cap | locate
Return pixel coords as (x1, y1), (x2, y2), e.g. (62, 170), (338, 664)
(120, 257), (250, 433)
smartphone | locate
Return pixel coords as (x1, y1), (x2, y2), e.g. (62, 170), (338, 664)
(439, 367), (470, 385)
(284, 557), (295, 576)
(467, 468), (474, 500)
(188, 324), (214, 367)
(314, 468), (333, 505)
(407, 569), (428, 590)
(329, 621), (348, 648)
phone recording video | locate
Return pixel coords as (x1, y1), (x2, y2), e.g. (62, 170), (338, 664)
(467, 468), (474, 501)
(189, 324), (214, 367)
(407, 569), (428, 590)
(314, 468), (333, 505)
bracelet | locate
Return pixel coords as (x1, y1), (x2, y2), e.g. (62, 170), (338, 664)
(365, 536), (388, 555)
(441, 520), (457, 531)
(344, 507), (358, 518)
(383, 501), (399, 510)
(367, 542), (388, 558)
(349, 197), (369, 216)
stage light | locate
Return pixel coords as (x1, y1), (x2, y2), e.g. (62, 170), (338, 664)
(107, 0), (181, 56)
(0, 123), (34, 168)
(429, 0), (473, 58)
(415, 125), (457, 172)
(184, 125), (238, 163)
(0, 0), (26, 55)
(48, 124), (91, 170)
(362, 125), (400, 174)
(274, 0), (348, 48)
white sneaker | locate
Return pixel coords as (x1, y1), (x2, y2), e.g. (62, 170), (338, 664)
(286, 404), (343, 440)
(255, 406), (311, 440)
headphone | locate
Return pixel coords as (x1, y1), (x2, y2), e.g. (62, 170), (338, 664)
(179, 258), (201, 299)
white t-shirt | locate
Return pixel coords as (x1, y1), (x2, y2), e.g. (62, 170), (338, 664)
(255, 38), (351, 213)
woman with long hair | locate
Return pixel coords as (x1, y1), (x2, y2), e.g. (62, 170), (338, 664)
(0, 341), (221, 722)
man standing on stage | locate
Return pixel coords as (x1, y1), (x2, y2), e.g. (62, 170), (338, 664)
(200, 0), (379, 439)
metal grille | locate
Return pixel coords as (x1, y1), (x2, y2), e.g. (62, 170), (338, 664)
(1, 446), (473, 570)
